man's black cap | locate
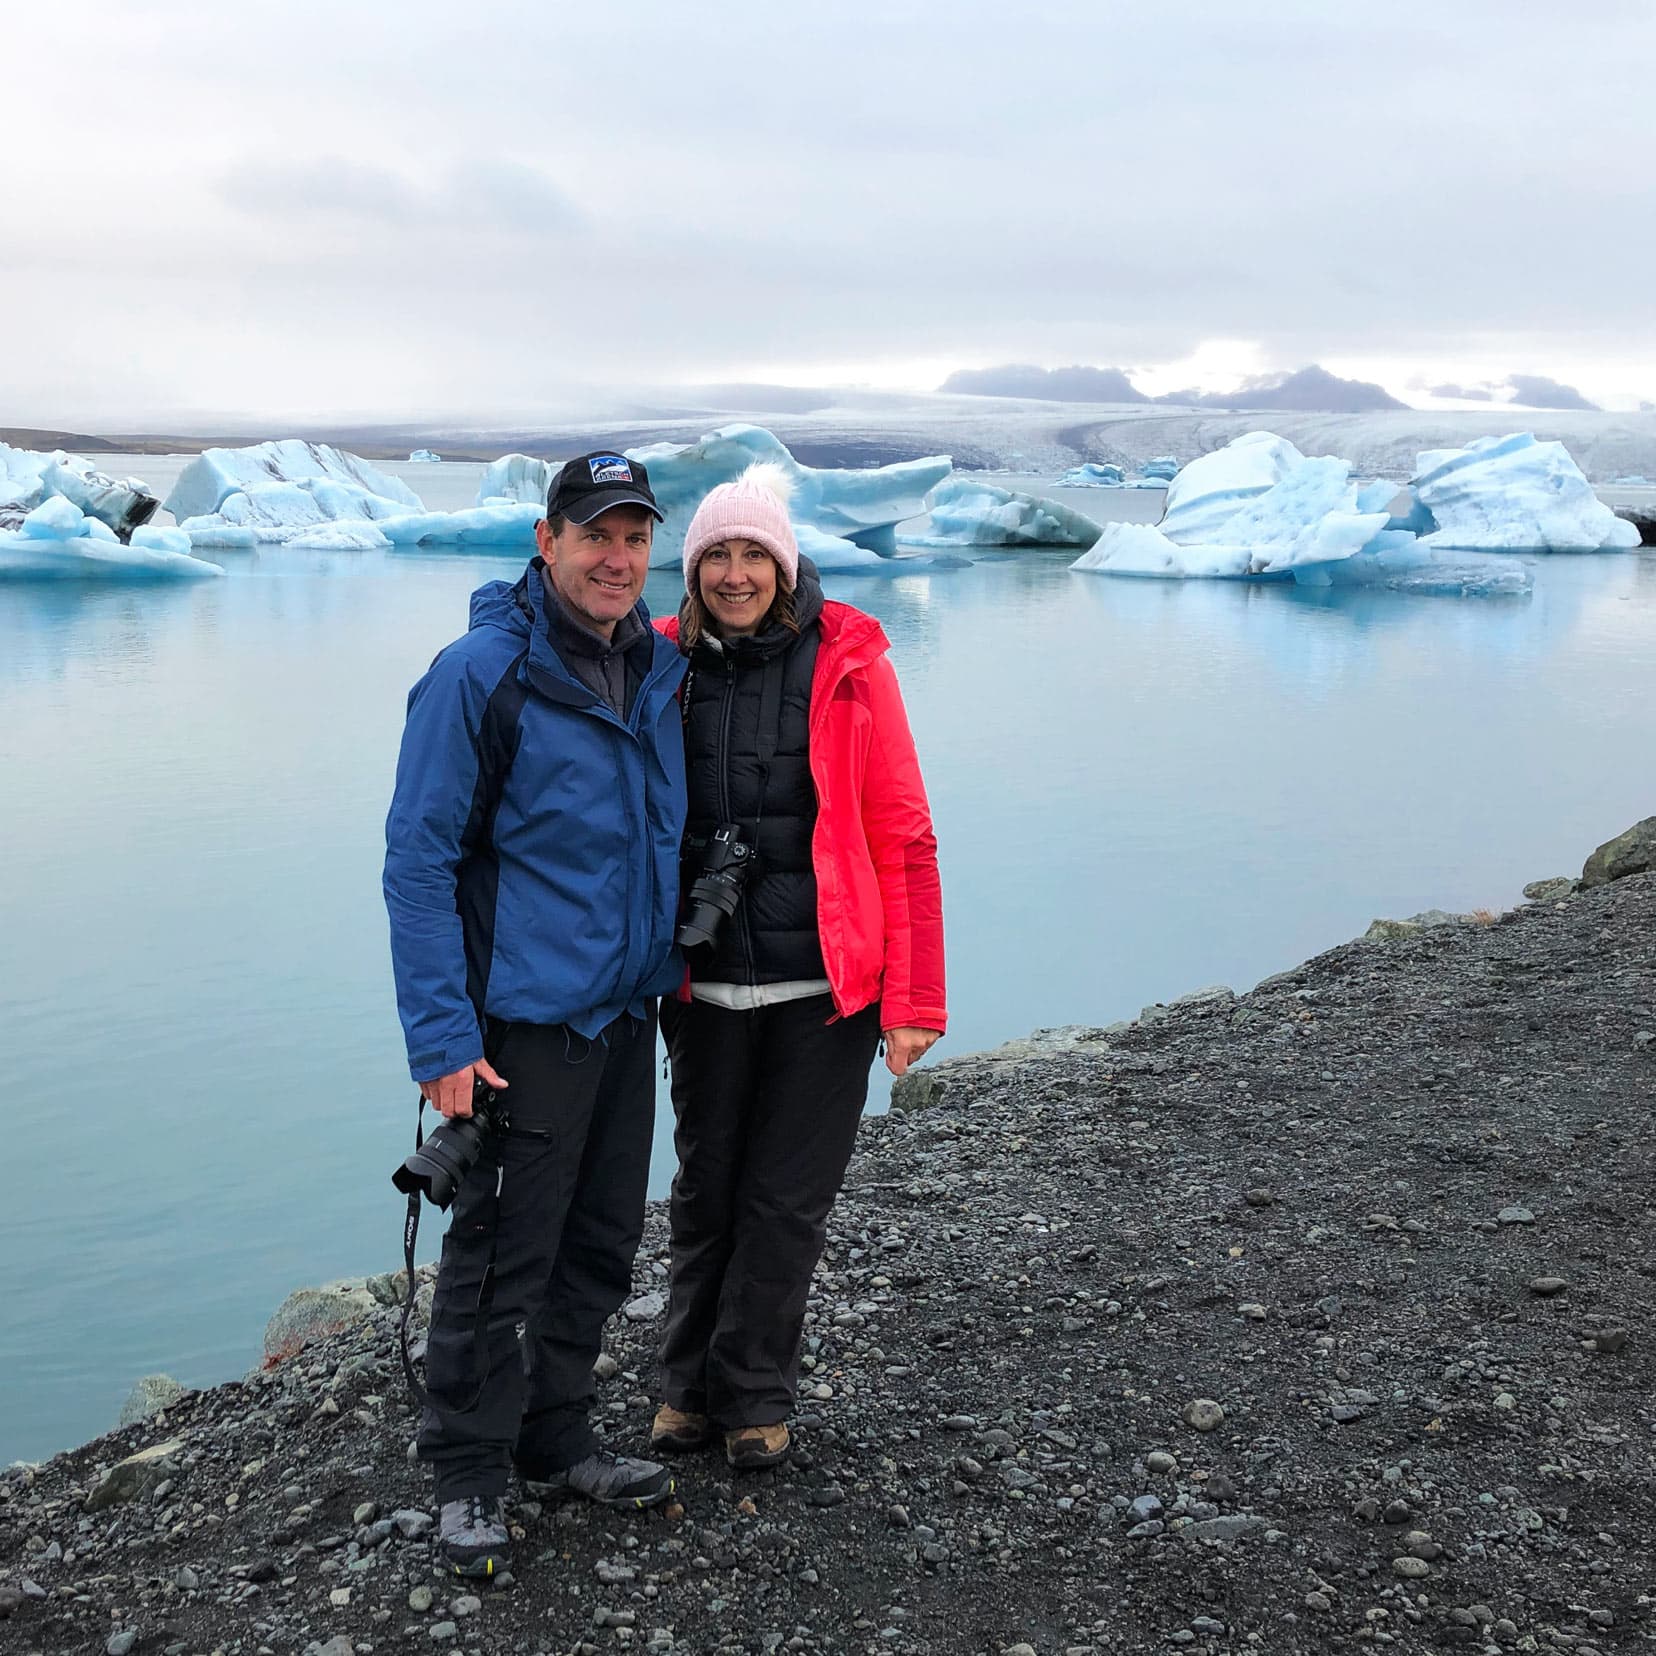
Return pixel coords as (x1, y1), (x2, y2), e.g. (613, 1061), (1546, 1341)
(546, 451), (664, 524)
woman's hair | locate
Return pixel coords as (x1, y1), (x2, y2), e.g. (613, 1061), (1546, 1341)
(679, 564), (800, 650)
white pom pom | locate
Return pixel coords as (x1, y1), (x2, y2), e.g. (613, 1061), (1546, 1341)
(735, 461), (795, 506)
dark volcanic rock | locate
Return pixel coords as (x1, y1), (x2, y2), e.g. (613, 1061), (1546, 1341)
(2, 875), (1654, 1652)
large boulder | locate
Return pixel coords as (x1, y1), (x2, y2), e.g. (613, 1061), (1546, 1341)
(1581, 817), (1656, 888)
(85, 1439), (185, 1511)
(116, 1374), (186, 1428)
(263, 1279), (379, 1363)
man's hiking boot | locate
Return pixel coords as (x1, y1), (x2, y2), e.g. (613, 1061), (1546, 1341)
(724, 1423), (790, 1470)
(437, 1495), (511, 1578)
(523, 1447), (675, 1508)
(651, 1404), (712, 1453)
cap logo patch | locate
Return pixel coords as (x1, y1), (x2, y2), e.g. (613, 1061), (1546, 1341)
(588, 456), (633, 485)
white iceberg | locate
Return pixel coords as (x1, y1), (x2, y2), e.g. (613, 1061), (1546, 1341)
(408, 449), (441, 463)
(1409, 432), (1641, 552)
(1, 496), (222, 581)
(1069, 431), (1531, 595)
(1157, 431), (1305, 544)
(627, 424), (952, 566)
(899, 476), (1102, 548)
(166, 441), (424, 545)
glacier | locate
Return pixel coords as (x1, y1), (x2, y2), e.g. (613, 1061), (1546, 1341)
(1069, 431), (1533, 595)
(1410, 432), (1641, 552)
(898, 476), (1102, 548)
(1, 495), (222, 581)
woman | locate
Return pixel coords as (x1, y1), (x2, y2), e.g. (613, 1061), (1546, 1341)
(651, 462), (947, 1470)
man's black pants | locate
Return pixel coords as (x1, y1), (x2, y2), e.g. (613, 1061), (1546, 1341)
(418, 1009), (655, 1503)
(657, 993), (881, 1427)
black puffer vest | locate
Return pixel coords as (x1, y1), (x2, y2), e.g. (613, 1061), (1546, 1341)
(680, 568), (825, 986)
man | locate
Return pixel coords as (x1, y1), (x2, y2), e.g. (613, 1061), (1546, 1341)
(384, 452), (686, 1579)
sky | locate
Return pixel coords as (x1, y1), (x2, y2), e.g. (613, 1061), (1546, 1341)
(5, 0), (1654, 427)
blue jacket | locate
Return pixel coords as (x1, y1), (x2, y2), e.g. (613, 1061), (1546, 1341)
(384, 562), (688, 1082)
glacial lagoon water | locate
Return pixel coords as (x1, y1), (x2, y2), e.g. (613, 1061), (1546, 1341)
(4, 465), (1656, 1464)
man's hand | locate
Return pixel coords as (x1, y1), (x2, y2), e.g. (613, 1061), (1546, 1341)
(883, 1027), (941, 1077)
(421, 1058), (509, 1119)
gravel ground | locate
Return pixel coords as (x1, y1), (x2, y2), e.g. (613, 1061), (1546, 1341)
(3, 875), (1653, 1656)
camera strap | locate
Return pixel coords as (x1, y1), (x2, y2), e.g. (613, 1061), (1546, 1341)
(398, 1096), (499, 1419)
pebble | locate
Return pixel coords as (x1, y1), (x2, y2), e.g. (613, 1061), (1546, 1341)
(1146, 1451), (1178, 1475)
(107, 1634), (138, 1656)
(428, 1621), (458, 1642)
(1529, 1276), (1568, 1296)
(1305, 1592), (1332, 1612)
(1182, 1398), (1225, 1432)
(352, 1500), (378, 1524)
(394, 1507), (435, 1539)
(1497, 1206), (1536, 1225)
(1127, 1494), (1164, 1525)
(622, 1291), (667, 1321)
(409, 1584), (435, 1612)
(593, 1352), (621, 1380)
(1393, 1556), (1431, 1577)
(453, 1593), (483, 1615)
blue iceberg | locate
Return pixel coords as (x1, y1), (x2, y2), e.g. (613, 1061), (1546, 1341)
(407, 449), (442, 463)
(1409, 432), (1641, 552)
(166, 441), (423, 546)
(1058, 462), (1126, 487)
(899, 476), (1102, 548)
(627, 424), (952, 566)
(1, 496), (222, 581)
(1070, 431), (1532, 595)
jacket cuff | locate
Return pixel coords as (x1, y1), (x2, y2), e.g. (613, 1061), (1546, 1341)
(879, 1001), (948, 1036)
(408, 1034), (485, 1086)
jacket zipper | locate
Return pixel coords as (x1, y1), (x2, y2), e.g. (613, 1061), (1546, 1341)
(714, 652), (757, 983)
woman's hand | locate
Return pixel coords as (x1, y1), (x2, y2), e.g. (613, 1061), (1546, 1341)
(883, 1026), (942, 1077)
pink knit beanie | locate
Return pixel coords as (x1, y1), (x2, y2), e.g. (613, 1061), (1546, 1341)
(682, 462), (800, 592)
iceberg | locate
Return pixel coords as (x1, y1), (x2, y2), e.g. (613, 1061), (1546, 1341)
(1157, 431), (1305, 544)
(898, 476), (1102, 548)
(166, 441), (423, 545)
(1, 496), (222, 581)
(1056, 458), (1177, 489)
(0, 442), (160, 538)
(382, 503), (544, 551)
(625, 424), (952, 566)
(1409, 432), (1641, 552)
(1068, 430), (1532, 595)
(467, 429), (952, 566)
(1058, 461), (1126, 487)
(477, 454), (553, 506)
(407, 449), (441, 463)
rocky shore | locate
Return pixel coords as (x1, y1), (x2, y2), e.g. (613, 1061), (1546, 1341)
(4, 828), (1654, 1656)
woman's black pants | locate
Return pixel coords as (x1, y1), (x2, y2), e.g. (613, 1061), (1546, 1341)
(658, 992), (882, 1427)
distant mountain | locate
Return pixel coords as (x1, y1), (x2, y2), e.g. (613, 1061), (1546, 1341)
(1506, 374), (1599, 412)
(939, 364), (1150, 403)
(1159, 365), (1408, 413)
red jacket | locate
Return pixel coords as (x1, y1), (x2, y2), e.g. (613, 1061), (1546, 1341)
(658, 601), (947, 1034)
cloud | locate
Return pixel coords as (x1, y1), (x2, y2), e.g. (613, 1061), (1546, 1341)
(214, 156), (584, 235)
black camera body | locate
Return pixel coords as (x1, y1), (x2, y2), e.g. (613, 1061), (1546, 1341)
(677, 823), (756, 951)
(393, 1078), (509, 1209)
